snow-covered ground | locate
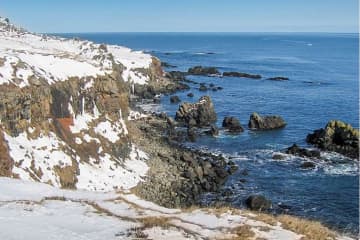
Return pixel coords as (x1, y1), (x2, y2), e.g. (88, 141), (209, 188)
(0, 17), (153, 87)
(0, 177), (323, 240)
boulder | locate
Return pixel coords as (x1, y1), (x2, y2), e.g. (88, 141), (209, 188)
(267, 77), (289, 81)
(246, 195), (271, 211)
(285, 144), (320, 158)
(175, 96), (217, 127)
(170, 95), (181, 103)
(187, 127), (197, 142)
(187, 92), (194, 97)
(222, 117), (244, 133)
(301, 161), (316, 169)
(248, 112), (286, 130)
(306, 120), (359, 159)
(188, 66), (220, 76)
(223, 72), (262, 79)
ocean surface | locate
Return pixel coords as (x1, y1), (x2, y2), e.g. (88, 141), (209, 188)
(58, 32), (359, 235)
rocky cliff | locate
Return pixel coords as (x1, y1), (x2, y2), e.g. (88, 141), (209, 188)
(0, 17), (171, 191)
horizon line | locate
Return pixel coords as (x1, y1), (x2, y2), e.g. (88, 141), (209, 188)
(47, 31), (359, 35)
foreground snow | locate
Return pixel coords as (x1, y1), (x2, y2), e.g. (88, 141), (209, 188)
(1, 177), (352, 240)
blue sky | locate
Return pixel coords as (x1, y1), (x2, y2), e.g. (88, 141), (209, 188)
(0, 0), (358, 33)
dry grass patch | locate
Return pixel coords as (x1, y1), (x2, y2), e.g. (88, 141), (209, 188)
(277, 215), (337, 240)
(138, 216), (171, 229)
(219, 224), (255, 240)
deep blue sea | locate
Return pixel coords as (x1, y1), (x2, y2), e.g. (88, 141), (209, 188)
(59, 32), (359, 235)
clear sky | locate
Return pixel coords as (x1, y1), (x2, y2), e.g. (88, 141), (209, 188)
(0, 0), (358, 33)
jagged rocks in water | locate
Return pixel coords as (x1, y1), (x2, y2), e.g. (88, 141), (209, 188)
(187, 127), (197, 142)
(205, 125), (219, 137)
(285, 144), (320, 158)
(246, 195), (272, 211)
(248, 112), (286, 130)
(223, 71), (262, 79)
(188, 66), (220, 76)
(187, 92), (194, 97)
(161, 62), (176, 68)
(165, 71), (187, 81)
(306, 120), (359, 159)
(170, 95), (181, 103)
(222, 117), (244, 133)
(175, 96), (217, 127)
(267, 77), (289, 81)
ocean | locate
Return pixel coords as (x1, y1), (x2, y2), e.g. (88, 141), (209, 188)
(58, 32), (359, 235)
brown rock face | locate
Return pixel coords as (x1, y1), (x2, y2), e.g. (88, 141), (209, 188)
(306, 120), (359, 159)
(0, 129), (13, 177)
(175, 96), (217, 127)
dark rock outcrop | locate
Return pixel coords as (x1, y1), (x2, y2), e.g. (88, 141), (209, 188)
(199, 84), (208, 91)
(223, 72), (262, 79)
(301, 161), (316, 169)
(222, 117), (244, 133)
(161, 62), (176, 68)
(188, 66), (220, 76)
(165, 71), (187, 81)
(205, 125), (219, 137)
(170, 95), (181, 104)
(285, 144), (321, 158)
(246, 195), (272, 211)
(187, 93), (194, 97)
(267, 77), (289, 81)
(248, 112), (286, 130)
(306, 120), (359, 159)
(175, 96), (217, 127)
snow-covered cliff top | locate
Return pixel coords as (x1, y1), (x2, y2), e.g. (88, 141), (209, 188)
(0, 17), (152, 87)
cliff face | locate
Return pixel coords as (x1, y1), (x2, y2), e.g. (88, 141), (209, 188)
(0, 17), (164, 191)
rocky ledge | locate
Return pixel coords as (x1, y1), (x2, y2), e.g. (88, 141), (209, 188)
(306, 120), (359, 159)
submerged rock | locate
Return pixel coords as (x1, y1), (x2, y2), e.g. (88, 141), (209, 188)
(188, 66), (220, 76)
(175, 96), (217, 127)
(246, 195), (272, 211)
(223, 71), (262, 79)
(187, 92), (194, 97)
(267, 77), (289, 81)
(222, 116), (244, 133)
(285, 144), (320, 158)
(248, 112), (286, 130)
(306, 120), (359, 159)
(170, 95), (181, 103)
(199, 84), (208, 91)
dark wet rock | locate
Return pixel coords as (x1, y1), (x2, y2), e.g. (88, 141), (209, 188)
(161, 62), (177, 68)
(285, 144), (320, 158)
(199, 85), (208, 91)
(301, 161), (316, 169)
(170, 95), (181, 103)
(246, 195), (272, 211)
(187, 127), (197, 142)
(248, 112), (286, 130)
(175, 96), (217, 127)
(306, 120), (359, 159)
(222, 116), (244, 133)
(165, 71), (187, 81)
(187, 92), (194, 97)
(188, 66), (220, 76)
(239, 178), (247, 183)
(272, 153), (287, 160)
(221, 188), (234, 197)
(153, 97), (161, 103)
(267, 77), (289, 81)
(206, 125), (219, 137)
(223, 72), (262, 79)
(228, 164), (239, 174)
(209, 83), (215, 88)
(217, 86), (223, 90)
(158, 112), (168, 119)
